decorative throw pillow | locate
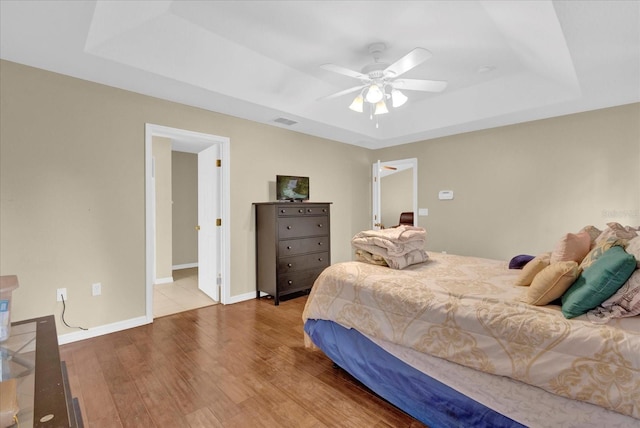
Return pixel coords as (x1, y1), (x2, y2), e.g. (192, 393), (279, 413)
(522, 261), (580, 306)
(579, 236), (627, 270)
(508, 254), (535, 270)
(514, 252), (550, 286)
(586, 270), (640, 324)
(579, 225), (602, 247)
(550, 232), (591, 264)
(561, 246), (637, 319)
(625, 236), (640, 268)
(594, 222), (638, 247)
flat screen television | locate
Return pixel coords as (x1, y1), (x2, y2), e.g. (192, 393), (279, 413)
(276, 175), (309, 201)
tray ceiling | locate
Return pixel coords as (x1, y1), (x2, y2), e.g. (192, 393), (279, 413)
(1, 1), (638, 149)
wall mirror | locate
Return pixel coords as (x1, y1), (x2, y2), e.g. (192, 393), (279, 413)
(372, 158), (417, 230)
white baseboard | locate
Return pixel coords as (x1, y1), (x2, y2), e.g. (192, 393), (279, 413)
(58, 292), (262, 345)
(226, 290), (264, 304)
(58, 315), (150, 345)
(154, 276), (173, 285)
(173, 263), (197, 270)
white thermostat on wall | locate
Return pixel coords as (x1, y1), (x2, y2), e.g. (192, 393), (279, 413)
(438, 190), (454, 200)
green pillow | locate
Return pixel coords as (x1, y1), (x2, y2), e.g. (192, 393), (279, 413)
(561, 246), (636, 319)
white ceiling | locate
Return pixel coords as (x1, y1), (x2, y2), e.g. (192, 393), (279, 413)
(1, 1), (639, 149)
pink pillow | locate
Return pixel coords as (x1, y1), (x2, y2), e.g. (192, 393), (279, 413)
(550, 232), (591, 264)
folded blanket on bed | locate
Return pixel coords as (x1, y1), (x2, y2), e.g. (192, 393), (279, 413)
(355, 249), (388, 266)
(355, 248), (429, 270)
(353, 225), (426, 242)
(352, 226), (426, 256)
(353, 238), (426, 258)
(352, 226), (428, 269)
(385, 249), (429, 269)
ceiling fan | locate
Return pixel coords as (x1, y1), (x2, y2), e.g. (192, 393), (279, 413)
(320, 43), (447, 118)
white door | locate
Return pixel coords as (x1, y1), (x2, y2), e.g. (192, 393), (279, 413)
(197, 144), (220, 301)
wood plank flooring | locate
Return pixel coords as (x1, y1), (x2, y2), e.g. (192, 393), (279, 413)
(59, 296), (427, 427)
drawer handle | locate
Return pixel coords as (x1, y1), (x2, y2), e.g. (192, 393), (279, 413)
(288, 280), (293, 285)
(287, 226), (292, 230)
(318, 258), (323, 262)
(307, 209), (312, 213)
(287, 246), (292, 250)
(298, 209), (304, 213)
(287, 263), (292, 267)
(280, 209), (286, 213)
(317, 223), (323, 228)
(318, 242), (323, 246)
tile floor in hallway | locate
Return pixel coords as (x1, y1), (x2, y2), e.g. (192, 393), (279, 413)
(153, 267), (217, 318)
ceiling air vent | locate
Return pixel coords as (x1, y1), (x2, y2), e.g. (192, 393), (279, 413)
(273, 117), (297, 126)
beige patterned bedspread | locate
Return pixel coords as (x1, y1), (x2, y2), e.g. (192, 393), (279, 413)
(302, 252), (640, 419)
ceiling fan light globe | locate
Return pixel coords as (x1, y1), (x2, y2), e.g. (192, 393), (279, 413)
(391, 89), (408, 108)
(374, 100), (389, 115)
(349, 94), (364, 112)
(365, 84), (384, 103)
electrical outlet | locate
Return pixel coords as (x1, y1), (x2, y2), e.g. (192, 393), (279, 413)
(56, 288), (67, 302)
(92, 282), (101, 296)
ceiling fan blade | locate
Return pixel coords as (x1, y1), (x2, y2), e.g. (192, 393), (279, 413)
(317, 84), (367, 101)
(394, 78), (448, 92)
(384, 48), (432, 77)
(321, 63), (369, 80)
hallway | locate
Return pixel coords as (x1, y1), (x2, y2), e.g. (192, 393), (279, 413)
(153, 268), (217, 318)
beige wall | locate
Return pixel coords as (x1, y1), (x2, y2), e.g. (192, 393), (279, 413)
(374, 103), (640, 260)
(2, 58), (637, 336)
(171, 151), (198, 267)
(0, 60), (372, 334)
(152, 136), (173, 280)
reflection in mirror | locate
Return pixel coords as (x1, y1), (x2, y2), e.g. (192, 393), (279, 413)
(381, 168), (413, 228)
(372, 158), (417, 229)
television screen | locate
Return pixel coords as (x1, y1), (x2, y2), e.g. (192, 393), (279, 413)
(276, 175), (309, 201)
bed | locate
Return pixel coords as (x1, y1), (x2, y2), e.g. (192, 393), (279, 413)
(302, 251), (640, 427)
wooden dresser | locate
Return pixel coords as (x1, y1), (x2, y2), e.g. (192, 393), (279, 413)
(253, 202), (331, 305)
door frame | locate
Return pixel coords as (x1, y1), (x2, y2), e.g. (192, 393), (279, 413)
(145, 123), (231, 323)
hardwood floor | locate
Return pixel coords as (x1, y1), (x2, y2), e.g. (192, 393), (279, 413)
(59, 295), (427, 427)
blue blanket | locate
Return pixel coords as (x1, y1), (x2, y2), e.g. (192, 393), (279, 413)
(304, 319), (525, 428)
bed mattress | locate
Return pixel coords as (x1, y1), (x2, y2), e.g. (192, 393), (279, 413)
(302, 252), (640, 420)
(304, 318), (636, 427)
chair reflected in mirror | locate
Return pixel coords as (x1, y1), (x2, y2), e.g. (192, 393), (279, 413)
(392, 212), (414, 228)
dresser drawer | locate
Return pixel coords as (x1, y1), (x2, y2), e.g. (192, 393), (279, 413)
(278, 269), (325, 293)
(278, 216), (328, 239)
(278, 236), (329, 256)
(277, 204), (330, 217)
(277, 205), (307, 216)
(278, 252), (329, 273)
(300, 205), (329, 216)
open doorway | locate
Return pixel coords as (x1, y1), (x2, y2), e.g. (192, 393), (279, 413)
(153, 148), (210, 317)
(145, 124), (230, 322)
